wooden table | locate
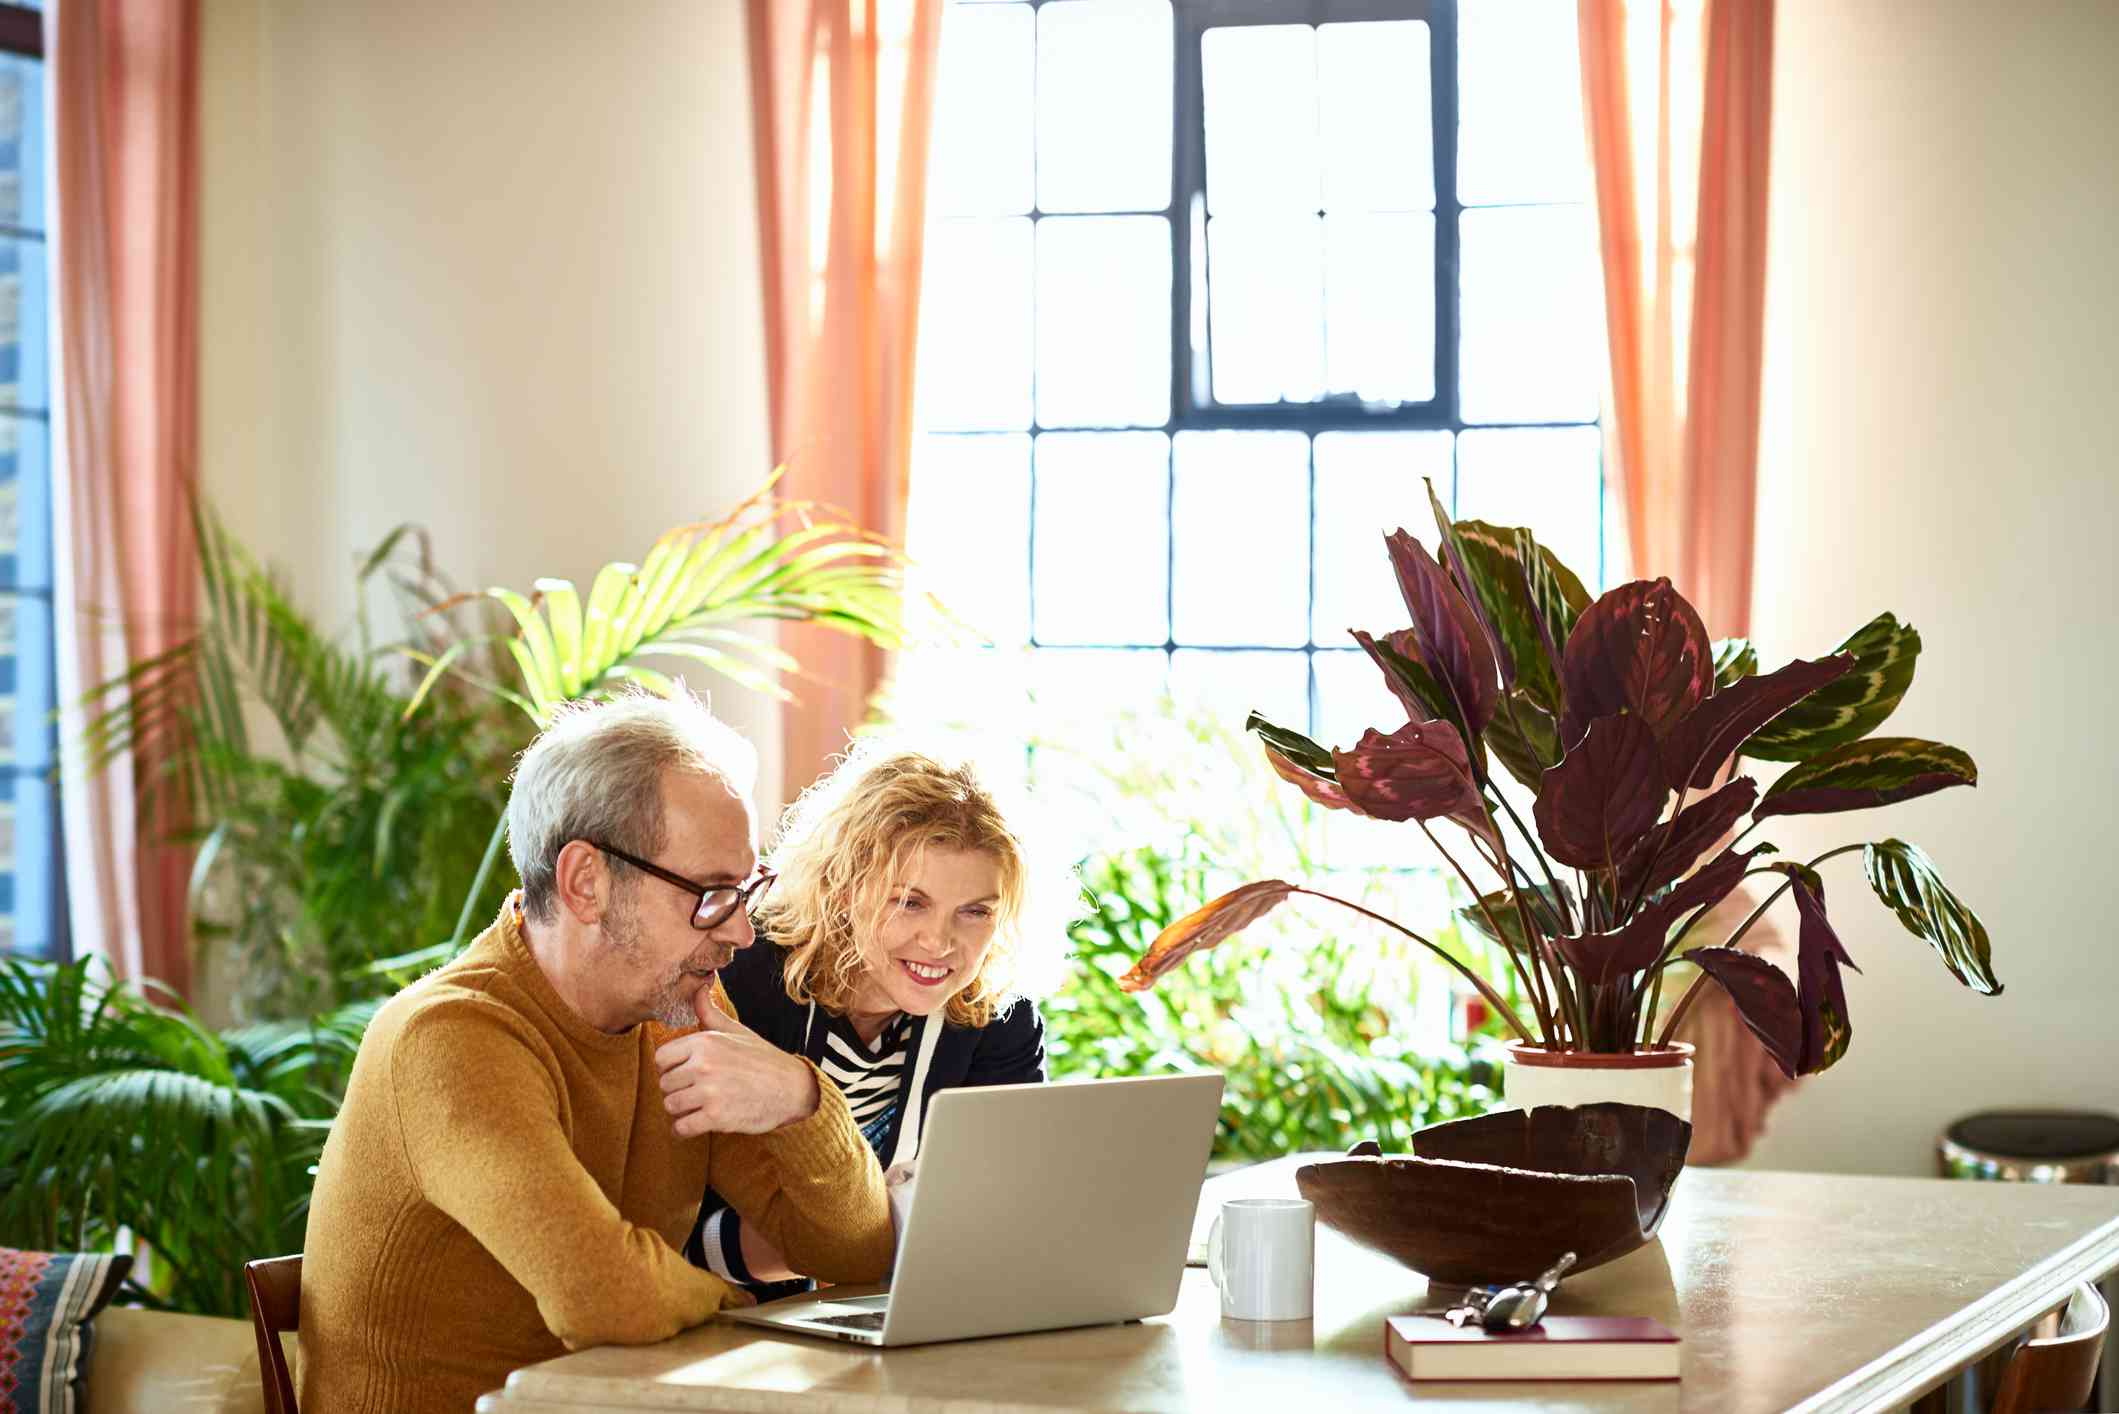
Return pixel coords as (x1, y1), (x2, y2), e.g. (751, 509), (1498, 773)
(478, 1162), (2119, 1413)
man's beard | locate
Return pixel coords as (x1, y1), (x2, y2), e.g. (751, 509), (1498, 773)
(603, 890), (712, 1029)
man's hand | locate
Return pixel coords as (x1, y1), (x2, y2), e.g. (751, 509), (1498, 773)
(654, 988), (821, 1137)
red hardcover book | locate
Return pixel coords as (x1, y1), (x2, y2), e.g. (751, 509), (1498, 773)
(1384, 1315), (1681, 1383)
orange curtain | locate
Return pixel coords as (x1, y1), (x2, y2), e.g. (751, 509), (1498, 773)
(1578, 0), (1773, 641)
(52, 0), (200, 992)
(1578, 0), (1781, 1163)
(748, 0), (943, 796)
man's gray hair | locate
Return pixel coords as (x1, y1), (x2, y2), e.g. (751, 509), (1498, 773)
(507, 688), (759, 924)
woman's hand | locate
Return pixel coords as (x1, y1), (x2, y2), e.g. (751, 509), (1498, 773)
(654, 990), (820, 1137)
(737, 1222), (799, 1283)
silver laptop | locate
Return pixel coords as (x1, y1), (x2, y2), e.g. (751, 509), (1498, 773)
(723, 1072), (1224, 1347)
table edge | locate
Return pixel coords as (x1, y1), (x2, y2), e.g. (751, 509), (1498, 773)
(1788, 1209), (2119, 1414)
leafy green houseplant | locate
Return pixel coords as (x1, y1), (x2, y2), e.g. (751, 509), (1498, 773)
(83, 508), (525, 1018)
(1028, 697), (1506, 1163)
(1121, 482), (2000, 1088)
(0, 956), (369, 1317)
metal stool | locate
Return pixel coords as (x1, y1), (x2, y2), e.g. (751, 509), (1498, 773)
(1939, 1110), (2119, 1412)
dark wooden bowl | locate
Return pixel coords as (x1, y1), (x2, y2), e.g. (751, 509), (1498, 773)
(1294, 1102), (1691, 1286)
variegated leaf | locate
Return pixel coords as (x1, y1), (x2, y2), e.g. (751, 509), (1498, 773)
(1248, 712), (1353, 811)
(1457, 881), (1576, 956)
(1742, 613), (1921, 762)
(1384, 529), (1499, 733)
(1516, 526), (1592, 689)
(1863, 839), (2001, 994)
(1713, 638), (1758, 691)
(1755, 737), (1977, 818)
(1484, 690), (1560, 794)
(1687, 947), (1803, 1079)
(1560, 578), (1713, 745)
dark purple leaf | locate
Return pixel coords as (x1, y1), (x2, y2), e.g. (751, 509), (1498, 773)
(1559, 578), (1712, 746)
(1332, 720), (1485, 827)
(1532, 713), (1668, 870)
(1557, 845), (1755, 984)
(1755, 737), (1977, 819)
(1352, 629), (1447, 725)
(1787, 875), (1861, 1075)
(1619, 776), (1759, 898)
(1659, 653), (1855, 790)
(1384, 530), (1499, 734)
(1687, 947), (1802, 1079)
(1425, 480), (1515, 688)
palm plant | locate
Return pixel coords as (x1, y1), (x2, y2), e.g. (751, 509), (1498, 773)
(0, 956), (369, 1317)
(403, 470), (912, 956)
(82, 507), (524, 1017)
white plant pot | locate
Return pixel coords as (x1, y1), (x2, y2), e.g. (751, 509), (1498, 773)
(1501, 1041), (1696, 1125)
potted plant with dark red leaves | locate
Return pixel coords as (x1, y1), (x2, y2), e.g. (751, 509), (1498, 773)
(1119, 481), (2001, 1130)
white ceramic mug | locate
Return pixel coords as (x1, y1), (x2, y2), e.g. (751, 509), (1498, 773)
(1206, 1198), (1314, 1321)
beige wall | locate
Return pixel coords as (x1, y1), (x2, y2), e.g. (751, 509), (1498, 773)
(197, 0), (782, 803)
(1744, 0), (2119, 1173)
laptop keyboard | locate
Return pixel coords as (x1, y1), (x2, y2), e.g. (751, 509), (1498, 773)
(811, 1310), (888, 1332)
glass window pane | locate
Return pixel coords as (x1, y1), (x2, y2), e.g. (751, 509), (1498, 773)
(931, 3), (1034, 216)
(1170, 649), (1308, 736)
(1028, 647), (1169, 725)
(1201, 24), (1319, 214)
(1312, 431), (1453, 645)
(1456, 426), (1603, 589)
(1033, 431), (1169, 645)
(918, 219), (1033, 431)
(1037, 0), (1173, 214)
(1458, 0), (1592, 206)
(0, 54), (46, 233)
(1314, 647), (1414, 750)
(1206, 216), (1322, 405)
(1460, 205), (1603, 424)
(907, 433), (1031, 647)
(1319, 20), (1433, 212)
(1036, 216), (1171, 428)
(1324, 214), (1434, 404)
(1170, 430), (1308, 647)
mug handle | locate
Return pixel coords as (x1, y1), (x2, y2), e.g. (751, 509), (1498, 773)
(1206, 1213), (1225, 1292)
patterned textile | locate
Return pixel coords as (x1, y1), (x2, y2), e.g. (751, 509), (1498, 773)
(0, 1247), (131, 1414)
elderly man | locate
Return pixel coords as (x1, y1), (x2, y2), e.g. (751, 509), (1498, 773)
(300, 691), (893, 1413)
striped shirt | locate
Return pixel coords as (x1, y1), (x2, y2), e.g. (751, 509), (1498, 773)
(819, 1014), (914, 1147)
(695, 1010), (913, 1289)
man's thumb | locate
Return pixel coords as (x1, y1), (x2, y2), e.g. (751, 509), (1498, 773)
(693, 984), (739, 1031)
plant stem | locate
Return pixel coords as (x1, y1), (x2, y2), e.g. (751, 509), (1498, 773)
(1652, 842), (1868, 1045)
(450, 816), (511, 949)
(1639, 961), (1668, 1047)
(1418, 819), (1553, 1041)
(1287, 886), (1538, 1044)
(1654, 969), (1712, 1046)
(1491, 788), (1575, 935)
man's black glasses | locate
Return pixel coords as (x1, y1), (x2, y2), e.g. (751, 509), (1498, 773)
(588, 842), (775, 930)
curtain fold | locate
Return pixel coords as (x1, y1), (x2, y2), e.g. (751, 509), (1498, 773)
(1578, 0), (1781, 1163)
(748, 0), (942, 798)
(51, 0), (201, 991)
(1579, 0), (1773, 640)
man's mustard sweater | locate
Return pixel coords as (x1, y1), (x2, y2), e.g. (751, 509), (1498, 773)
(298, 901), (893, 1413)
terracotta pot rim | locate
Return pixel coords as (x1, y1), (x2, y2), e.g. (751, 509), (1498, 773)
(1504, 1040), (1696, 1070)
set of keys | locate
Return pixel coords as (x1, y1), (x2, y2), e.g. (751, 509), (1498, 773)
(1424, 1250), (1578, 1332)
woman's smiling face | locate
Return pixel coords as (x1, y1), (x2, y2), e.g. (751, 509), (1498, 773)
(849, 846), (1003, 1022)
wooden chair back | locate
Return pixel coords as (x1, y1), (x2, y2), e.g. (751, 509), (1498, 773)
(1989, 1279), (2107, 1414)
(242, 1254), (303, 1414)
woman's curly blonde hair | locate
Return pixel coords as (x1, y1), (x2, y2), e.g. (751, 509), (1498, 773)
(757, 741), (1039, 1028)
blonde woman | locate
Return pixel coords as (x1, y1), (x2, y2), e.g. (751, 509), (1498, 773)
(685, 743), (1054, 1291)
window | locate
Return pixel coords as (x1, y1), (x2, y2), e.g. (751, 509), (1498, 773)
(904, 0), (1605, 749)
(0, 0), (60, 960)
